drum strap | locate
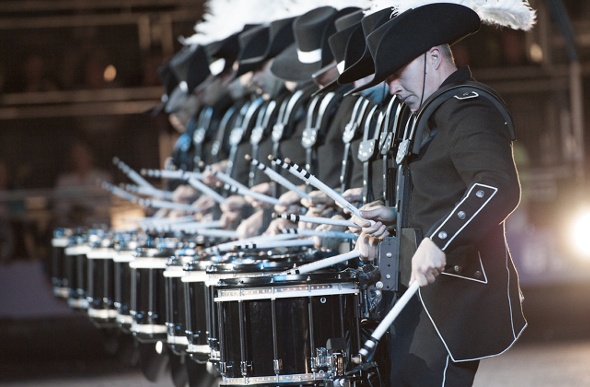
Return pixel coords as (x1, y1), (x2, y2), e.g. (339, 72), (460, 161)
(210, 105), (237, 163)
(193, 106), (214, 165)
(301, 90), (342, 177)
(357, 104), (381, 204)
(340, 96), (370, 192)
(271, 83), (316, 163)
(249, 100), (278, 186)
(226, 97), (264, 179)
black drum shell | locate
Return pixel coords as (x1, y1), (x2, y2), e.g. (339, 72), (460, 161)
(214, 271), (361, 384)
(86, 247), (117, 327)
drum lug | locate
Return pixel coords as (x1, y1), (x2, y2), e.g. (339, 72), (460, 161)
(240, 361), (252, 376)
(219, 361), (228, 376)
(273, 359), (283, 374)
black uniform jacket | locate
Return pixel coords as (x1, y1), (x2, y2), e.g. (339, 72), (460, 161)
(409, 67), (527, 361)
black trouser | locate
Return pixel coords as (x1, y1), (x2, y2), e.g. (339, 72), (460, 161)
(386, 293), (479, 386)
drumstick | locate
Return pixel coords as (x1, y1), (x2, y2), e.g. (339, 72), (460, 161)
(123, 184), (175, 201)
(138, 215), (196, 225)
(270, 157), (368, 221)
(231, 238), (315, 250)
(274, 213), (357, 228)
(180, 228), (239, 239)
(138, 198), (200, 213)
(246, 155), (310, 199)
(282, 250), (360, 275)
(141, 169), (204, 181)
(202, 233), (300, 255)
(100, 181), (140, 203)
(142, 220), (222, 232)
(204, 165), (281, 205)
(113, 157), (153, 189)
(279, 228), (358, 240)
(356, 282), (419, 361)
(141, 168), (226, 204)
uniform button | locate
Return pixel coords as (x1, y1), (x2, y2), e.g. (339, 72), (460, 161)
(474, 271), (483, 279)
(454, 265), (462, 273)
(438, 231), (448, 240)
(476, 190), (485, 198)
(457, 211), (466, 219)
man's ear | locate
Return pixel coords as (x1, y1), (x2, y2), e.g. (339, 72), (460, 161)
(428, 46), (443, 69)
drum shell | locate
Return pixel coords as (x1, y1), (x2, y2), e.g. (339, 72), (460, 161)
(64, 244), (90, 310)
(164, 255), (194, 353)
(113, 250), (135, 331)
(214, 272), (361, 385)
(51, 235), (70, 298)
(130, 256), (168, 342)
(86, 248), (117, 326)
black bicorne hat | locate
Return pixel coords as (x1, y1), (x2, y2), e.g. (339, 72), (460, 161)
(206, 24), (259, 77)
(349, 4), (481, 95)
(234, 25), (271, 78)
(337, 8), (392, 85)
(163, 45), (212, 113)
(270, 6), (339, 82)
(311, 9), (364, 96)
(152, 61), (179, 115)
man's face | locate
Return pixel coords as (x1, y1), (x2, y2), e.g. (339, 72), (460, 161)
(386, 54), (431, 111)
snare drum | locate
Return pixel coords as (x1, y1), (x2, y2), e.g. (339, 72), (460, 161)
(204, 256), (299, 367)
(50, 228), (72, 299)
(214, 272), (361, 386)
(163, 250), (197, 354)
(113, 240), (138, 332)
(64, 239), (90, 310)
(129, 247), (175, 343)
(86, 239), (117, 327)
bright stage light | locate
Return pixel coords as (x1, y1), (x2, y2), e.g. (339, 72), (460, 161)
(568, 209), (590, 259)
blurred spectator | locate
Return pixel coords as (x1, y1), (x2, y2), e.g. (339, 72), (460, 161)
(53, 140), (113, 227)
(5, 51), (58, 93)
(0, 159), (15, 262)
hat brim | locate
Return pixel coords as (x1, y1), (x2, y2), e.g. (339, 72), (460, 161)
(348, 4), (481, 95)
(270, 43), (324, 82)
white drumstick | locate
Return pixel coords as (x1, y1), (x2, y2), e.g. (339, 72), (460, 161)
(113, 157), (153, 189)
(141, 169), (204, 180)
(357, 282), (419, 359)
(100, 181), (139, 203)
(202, 233), (300, 255)
(138, 198), (199, 213)
(205, 165), (281, 205)
(282, 250), (360, 275)
(231, 238), (315, 250)
(275, 213), (357, 228)
(280, 228), (357, 240)
(247, 155), (310, 199)
(124, 184), (175, 201)
(271, 157), (366, 220)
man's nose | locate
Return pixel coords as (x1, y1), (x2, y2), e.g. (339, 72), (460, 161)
(388, 79), (402, 95)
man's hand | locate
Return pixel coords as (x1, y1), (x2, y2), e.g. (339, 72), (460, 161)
(350, 201), (396, 239)
(236, 210), (264, 239)
(410, 238), (447, 287)
(355, 231), (380, 261)
(274, 189), (304, 214)
(245, 182), (273, 209)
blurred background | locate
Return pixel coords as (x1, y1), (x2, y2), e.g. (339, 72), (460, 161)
(1, 0), (590, 385)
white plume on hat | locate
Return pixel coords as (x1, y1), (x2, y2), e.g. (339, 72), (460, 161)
(184, 0), (375, 46)
(184, 0), (293, 46)
(284, 0), (373, 14)
(369, 0), (536, 30)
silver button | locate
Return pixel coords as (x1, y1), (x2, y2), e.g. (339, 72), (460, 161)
(457, 211), (466, 219)
(438, 231), (448, 240)
(476, 190), (485, 198)
(474, 271), (483, 279)
(454, 265), (462, 273)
